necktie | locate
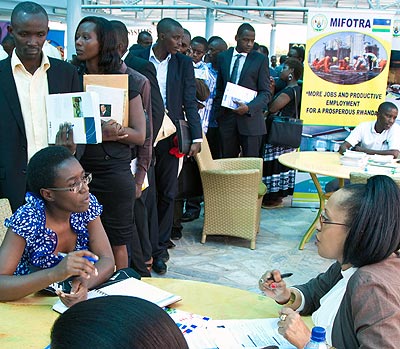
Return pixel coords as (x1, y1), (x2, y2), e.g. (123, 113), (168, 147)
(230, 54), (242, 84)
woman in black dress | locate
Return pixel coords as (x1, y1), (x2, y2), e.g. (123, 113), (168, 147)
(74, 16), (146, 269)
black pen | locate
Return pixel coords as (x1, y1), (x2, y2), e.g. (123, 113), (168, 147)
(259, 273), (293, 284)
(267, 272), (293, 281)
(267, 273), (293, 281)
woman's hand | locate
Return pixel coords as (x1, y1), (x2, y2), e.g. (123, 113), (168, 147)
(56, 278), (88, 308)
(277, 307), (310, 349)
(55, 122), (77, 155)
(259, 269), (291, 304)
(52, 250), (99, 283)
(101, 119), (129, 142)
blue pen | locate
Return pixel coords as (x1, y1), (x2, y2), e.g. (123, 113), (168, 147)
(83, 255), (98, 263)
(58, 252), (98, 263)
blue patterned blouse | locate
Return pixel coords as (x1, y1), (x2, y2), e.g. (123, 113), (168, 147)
(5, 192), (102, 276)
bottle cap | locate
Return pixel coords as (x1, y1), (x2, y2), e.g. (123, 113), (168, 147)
(311, 326), (326, 342)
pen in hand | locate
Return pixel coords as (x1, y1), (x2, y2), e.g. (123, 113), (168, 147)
(267, 272), (293, 281)
(58, 252), (98, 263)
(82, 255), (98, 263)
(260, 273), (293, 284)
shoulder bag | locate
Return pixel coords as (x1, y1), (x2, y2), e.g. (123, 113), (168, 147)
(266, 87), (303, 148)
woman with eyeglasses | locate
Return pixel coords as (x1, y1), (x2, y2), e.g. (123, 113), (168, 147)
(259, 175), (400, 348)
(0, 146), (114, 306)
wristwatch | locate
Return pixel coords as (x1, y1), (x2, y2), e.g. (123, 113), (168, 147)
(276, 291), (296, 306)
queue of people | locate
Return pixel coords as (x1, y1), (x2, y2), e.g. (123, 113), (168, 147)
(1, 2), (400, 348)
(0, 0), (305, 279)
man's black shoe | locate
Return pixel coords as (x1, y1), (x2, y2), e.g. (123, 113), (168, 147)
(160, 250), (170, 263)
(166, 240), (176, 249)
(181, 211), (200, 223)
(152, 258), (167, 275)
(171, 228), (183, 240)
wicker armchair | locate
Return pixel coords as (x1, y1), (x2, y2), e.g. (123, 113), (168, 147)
(350, 172), (400, 187)
(195, 138), (267, 249)
(0, 198), (12, 245)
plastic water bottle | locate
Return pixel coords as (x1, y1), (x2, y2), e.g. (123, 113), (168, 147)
(304, 326), (328, 349)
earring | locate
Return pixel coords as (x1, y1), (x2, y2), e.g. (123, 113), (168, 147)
(288, 73), (293, 81)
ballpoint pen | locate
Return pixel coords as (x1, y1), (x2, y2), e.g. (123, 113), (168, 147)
(58, 252), (98, 263)
(82, 255), (98, 263)
(259, 273), (293, 284)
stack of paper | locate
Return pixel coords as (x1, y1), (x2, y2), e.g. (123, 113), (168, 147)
(340, 150), (368, 167)
(174, 318), (297, 349)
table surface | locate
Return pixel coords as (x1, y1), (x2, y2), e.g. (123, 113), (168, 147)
(0, 278), (309, 349)
(279, 151), (362, 179)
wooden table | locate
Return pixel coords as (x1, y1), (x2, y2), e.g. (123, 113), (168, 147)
(0, 278), (311, 349)
(279, 151), (363, 249)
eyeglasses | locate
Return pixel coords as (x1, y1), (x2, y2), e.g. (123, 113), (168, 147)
(46, 173), (92, 193)
(319, 210), (348, 227)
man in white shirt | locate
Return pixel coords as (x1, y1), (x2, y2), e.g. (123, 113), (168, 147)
(213, 23), (271, 158)
(339, 101), (400, 158)
(0, 1), (80, 212)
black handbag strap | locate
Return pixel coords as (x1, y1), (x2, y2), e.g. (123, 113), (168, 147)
(292, 86), (299, 119)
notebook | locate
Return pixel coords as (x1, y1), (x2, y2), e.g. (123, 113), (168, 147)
(174, 119), (192, 155)
(52, 278), (182, 314)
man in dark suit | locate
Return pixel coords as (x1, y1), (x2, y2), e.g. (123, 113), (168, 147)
(131, 18), (202, 274)
(214, 23), (271, 158)
(0, 2), (80, 212)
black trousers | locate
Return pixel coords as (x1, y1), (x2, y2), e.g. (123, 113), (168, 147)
(218, 114), (264, 158)
(153, 136), (179, 257)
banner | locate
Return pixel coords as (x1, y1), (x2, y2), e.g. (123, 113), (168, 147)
(301, 8), (394, 127)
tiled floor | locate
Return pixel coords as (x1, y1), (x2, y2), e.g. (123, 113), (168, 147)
(152, 198), (334, 295)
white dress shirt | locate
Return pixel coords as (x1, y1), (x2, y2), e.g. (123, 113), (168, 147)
(12, 52), (50, 160)
(229, 48), (247, 84)
(149, 45), (171, 107)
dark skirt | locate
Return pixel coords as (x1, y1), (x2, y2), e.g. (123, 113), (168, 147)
(80, 142), (135, 246)
(262, 144), (296, 201)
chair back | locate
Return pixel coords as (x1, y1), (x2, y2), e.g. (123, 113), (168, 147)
(0, 198), (12, 245)
(350, 172), (400, 188)
(195, 135), (216, 171)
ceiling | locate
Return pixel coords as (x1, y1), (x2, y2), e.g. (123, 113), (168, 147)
(1, 0), (400, 25)
(82, 0), (400, 25)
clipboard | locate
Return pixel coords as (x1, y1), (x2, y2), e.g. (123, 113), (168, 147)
(83, 74), (129, 127)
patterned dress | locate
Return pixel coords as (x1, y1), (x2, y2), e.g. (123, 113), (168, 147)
(5, 192), (102, 275)
(262, 85), (300, 201)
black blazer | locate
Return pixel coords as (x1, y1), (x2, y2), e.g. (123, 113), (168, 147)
(0, 57), (81, 211)
(131, 47), (202, 140)
(124, 52), (164, 142)
(214, 47), (271, 136)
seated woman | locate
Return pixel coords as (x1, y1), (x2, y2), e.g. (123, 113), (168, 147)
(259, 175), (400, 348)
(50, 295), (189, 349)
(0, 146), (115, 307)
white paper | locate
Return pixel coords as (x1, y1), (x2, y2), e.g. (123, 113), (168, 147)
(186, 318), (297, 349)
(130, 158), (149, 191)
(46, 91), (102, 144)
(221, 82), (257, 110)
(52, 278), (181, 314)
(85, 85), (126, 125)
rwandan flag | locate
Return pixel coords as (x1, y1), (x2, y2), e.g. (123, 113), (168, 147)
(372, 18), (391, 32)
